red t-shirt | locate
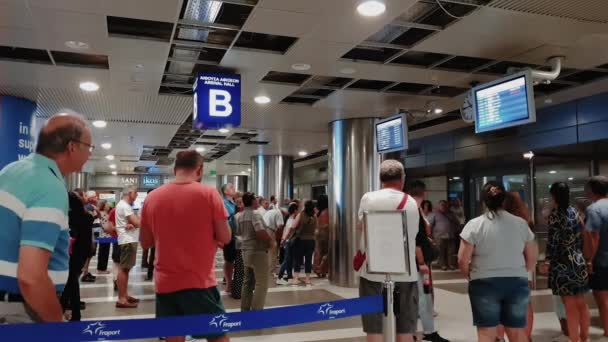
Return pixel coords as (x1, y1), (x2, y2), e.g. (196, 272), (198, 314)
(108, 208), (118, 238)
(140, 181), (228, 294)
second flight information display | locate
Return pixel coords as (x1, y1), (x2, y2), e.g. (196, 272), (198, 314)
(474, 73), (534, 133)
(376, 116), (407, 153)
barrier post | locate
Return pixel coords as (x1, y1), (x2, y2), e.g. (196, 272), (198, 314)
(382, 275), (396, 342)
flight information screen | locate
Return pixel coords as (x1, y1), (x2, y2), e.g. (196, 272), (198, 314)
(474, 73), (535, 133)
(376, 115), (407, 153)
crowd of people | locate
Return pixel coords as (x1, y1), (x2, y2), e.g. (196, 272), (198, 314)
(1, 113), (607, 342)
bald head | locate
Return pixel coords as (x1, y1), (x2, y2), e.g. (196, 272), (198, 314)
(36, 113), (89, 155)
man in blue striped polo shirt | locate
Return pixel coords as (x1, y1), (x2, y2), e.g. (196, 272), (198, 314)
(0, 113), (92, 323)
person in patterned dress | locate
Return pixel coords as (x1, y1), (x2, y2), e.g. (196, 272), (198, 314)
(542, 182), (590, 342)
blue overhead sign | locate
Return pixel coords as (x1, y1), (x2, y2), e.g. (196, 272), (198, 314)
(193, 72), (241, 130)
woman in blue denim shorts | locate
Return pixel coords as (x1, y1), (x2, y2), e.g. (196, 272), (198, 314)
(458, 181), (538, 342)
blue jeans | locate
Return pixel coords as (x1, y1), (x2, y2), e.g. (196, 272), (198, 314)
(278, 240), (293, 280)
(417, 272), (435, 333)
(468, 277), (530, 328)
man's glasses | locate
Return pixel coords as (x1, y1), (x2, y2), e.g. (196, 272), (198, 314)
(71, 139), (95, 152)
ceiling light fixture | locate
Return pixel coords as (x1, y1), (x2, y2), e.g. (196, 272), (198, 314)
(523, 151), (534, 160)
(433, 108), (444, 115)
(549, 170), (557, 174)
(291, 63), (311, 71)
(568, 177), (574, 181)
(357, 0), (386, 17)
(109, 164), (117, 169)
(254, 96), (271, 104)
(298, 151), (308, 157)
(339, 67), (356, 75)
(79, 81), (100, 92)
(218, 128), (230, 134)
(105, 155), (115, 161)
(101, 142), (112, 150)
(92, 120), (107, 128)
(544, 97), (553, 104)
(65, 41), (89, 50)
(111, 171), (118, 176)
(453, 176), (461, 180)
(196, 147), (206, 153)
(247, 168), (252, 172)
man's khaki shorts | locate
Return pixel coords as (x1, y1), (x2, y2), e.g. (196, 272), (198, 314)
(119, 243), (138, 270)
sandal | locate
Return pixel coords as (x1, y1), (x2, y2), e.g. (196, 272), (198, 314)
(115, 301), (138, 308)
(127, 296), (140, 303)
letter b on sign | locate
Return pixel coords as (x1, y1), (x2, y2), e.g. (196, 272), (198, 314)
(210, 89), (232, 117)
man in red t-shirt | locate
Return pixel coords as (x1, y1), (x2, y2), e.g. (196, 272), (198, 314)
(141, 150), (231, 342)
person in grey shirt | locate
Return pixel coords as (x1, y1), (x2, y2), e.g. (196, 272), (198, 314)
(238, 192), (273, 311)
(433, 200), (459, 270)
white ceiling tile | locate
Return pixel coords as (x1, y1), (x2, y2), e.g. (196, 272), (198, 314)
(243, 8), (316, 37)
(0, 3), (35, 29)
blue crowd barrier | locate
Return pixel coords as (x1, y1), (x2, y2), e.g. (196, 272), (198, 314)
(0, 295), (383, 341)
(95, 237), (118, 244)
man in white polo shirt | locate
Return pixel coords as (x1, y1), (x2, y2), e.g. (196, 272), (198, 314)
(115, 185), (140, 308)
(357, 159), (420, 342)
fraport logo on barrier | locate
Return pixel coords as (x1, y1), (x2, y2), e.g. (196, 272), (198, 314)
(209, 314), (242, 332)
(82, 322), (121, 339)
(193, 72), (241, 130)
(317, 303), (346, 319)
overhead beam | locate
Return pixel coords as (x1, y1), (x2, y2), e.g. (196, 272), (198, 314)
(384, 49), (410, 64)
(178, 19), (240, 31)
(428, 55), (457, 69)
(172, 39), (230, 50)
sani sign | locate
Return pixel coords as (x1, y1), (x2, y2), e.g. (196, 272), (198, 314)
(193, 72), (241, 130)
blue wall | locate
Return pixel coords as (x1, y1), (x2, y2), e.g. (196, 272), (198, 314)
(0, 96), (37, 169)
(404, 92), (608, 168)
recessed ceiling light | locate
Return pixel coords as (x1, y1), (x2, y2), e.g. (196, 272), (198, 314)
(298, 151), (308, 157)
(241, 171), (247, 174)
(65, 41), (89, 50)
(453, 176), (461, 180)
(218, 128), (230, 134)
(339, 67), (356, 75)
(111, 171), (118, 176)
(254, 96), (271, 104)
(92, 120), (107, 128)
(109, 164), (117, 169)
(247, 168), (251, 172)
(135, 64), (144, 70)
(80, 81), (99, 92)
(433, 108), (444, 114)
(568, 177), (574, 181)
(523, 151), (534, 160)
(196, 147), (206, 153)
(291, 63), (311, 71)
(549, 170), (557, 174)
(105, 155), (115, 161)
(544, 97), (553, 104)
(357, 0), (386, 17)
(101, 142), (112, 150)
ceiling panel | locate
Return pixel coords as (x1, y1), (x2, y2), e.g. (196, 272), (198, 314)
(488, 0), (608, 24)
(243, 8), (316, 37)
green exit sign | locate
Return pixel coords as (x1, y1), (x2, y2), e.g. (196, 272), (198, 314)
(210, 170), (217, 176)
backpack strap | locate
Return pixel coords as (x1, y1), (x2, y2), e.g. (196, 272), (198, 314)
(397, 193), (408, 210)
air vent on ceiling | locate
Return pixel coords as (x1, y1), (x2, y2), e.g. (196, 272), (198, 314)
(234, 32), (298, 53)
(390, 51), (450, 67)
(107, 16), (174, 42)
(0, 46), (52, 64)
(247, 140), (270, 145)
(533, 82), (573, 94)
(156, 157), (175, 166)
(425, 85), (469, 97)
(348, 79), (395, 91)
(51, 51), (109, 69)
(436, 56), (494, 72)
(391, 28), (435, 47)
(386, 81), (432, 94)
(261, 71), (310, 85)
(560, 70), (608, 83)
(281, 96), (319, 105)
(342, 47), (400, 62)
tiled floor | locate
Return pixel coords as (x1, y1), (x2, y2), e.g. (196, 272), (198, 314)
(80, 249), (608, 341)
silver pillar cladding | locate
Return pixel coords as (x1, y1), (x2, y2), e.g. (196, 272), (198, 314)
(65, 172), (90, 191)
(250, 155), (293, 201)
(216, 175), (248, 193)
(329, 118), (380, 288)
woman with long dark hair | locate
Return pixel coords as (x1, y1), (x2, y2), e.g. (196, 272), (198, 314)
(541, 182), (590, 342)
(291, 200), (317, 285)
(276, 202), (300, 285)
(458, 181), (538, 342)
(313, 195), (329, 278)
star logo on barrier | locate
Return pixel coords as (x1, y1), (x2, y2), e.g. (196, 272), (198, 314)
(209, 314), (229, 328)
(83, 322), (105, 335)
(317, 303), (333, 315)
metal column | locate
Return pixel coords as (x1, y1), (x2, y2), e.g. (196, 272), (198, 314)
(250, 155), (294, 201)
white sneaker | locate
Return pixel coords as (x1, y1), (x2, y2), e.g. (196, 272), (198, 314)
(276, 279), (288, 285)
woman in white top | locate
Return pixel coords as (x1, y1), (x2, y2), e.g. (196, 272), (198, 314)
(276, 203), (299, 285)
(458, 181), (538, 342)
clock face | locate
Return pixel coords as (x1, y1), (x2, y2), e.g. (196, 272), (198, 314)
(461, 91), (475, 123)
